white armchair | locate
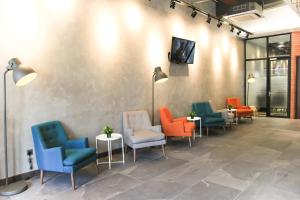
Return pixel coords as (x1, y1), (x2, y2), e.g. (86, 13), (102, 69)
(122, 110), (166, 162)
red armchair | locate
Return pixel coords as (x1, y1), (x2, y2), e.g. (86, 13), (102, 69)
(159, 107), (195, 147)
(226, 98), (253, 119)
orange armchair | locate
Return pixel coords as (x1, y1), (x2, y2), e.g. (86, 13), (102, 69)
(226, 98), (253, 119)
(159, 107), (195, 147)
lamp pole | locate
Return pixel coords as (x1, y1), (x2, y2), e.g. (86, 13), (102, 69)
(151, 67), (168, 126)
(3, 69), (9, 185)
(152, 73), (155, 125)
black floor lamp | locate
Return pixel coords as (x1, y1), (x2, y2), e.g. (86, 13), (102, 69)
(0, 58), (37, 196)
(152, 67), (168, 125)
(247, 73), (255, 106)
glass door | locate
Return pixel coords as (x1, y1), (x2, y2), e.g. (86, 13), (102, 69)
(268, 58), (290, 117)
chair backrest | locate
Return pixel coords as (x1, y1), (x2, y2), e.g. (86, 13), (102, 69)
(159, 107), (173, 123)
(32, 121), (68, 150)
(192, 102), (213, 117)
(123, 110), (152, 132)
(226, 98), (241, 108)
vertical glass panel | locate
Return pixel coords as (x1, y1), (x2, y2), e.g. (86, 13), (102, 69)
(270, 58), (289, 117)
(246, 60), (267, 116)
(268, 34), (291, 57)
(246, 38), (267, 59)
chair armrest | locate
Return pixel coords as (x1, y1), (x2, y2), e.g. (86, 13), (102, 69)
(65, 138), (88, 148)
(207, 112), (222, 118)
(166, 121), (185, 135)
(124, 128), (134, 136)
(149, 125), (162, 132)
(43, 147), (64, 171)
(173, 117), (187, 123)
(238, 106), (251, 109)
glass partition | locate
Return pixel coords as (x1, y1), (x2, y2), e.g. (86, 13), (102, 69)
(246, 60), (267, 116)
(246, 38), (267, 59)
(268, 34), (291, 57)
(269, 58), (289, 117)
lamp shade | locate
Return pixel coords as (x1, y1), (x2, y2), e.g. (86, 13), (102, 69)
(247, 73), (255, 83)
(154, 67), (168, 84)
(8, 58), (37, 86)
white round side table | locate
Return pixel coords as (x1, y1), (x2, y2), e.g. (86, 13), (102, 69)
(227, 109), (238, 124)
(96, 133), (125, 170)
(187, 116), (202, 140)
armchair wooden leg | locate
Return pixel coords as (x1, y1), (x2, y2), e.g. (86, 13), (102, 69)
(124, 144), (128, 154)
(162, 144), (166, 157)
(71, 172), (76, 190)
(133, 149), (136, 163)
(188, 137), (192, 148)
(206, 128), (209, 136)
(40, 170), (44, 185)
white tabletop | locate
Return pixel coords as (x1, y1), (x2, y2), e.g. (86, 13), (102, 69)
(187, 116), (201, 121)
(96, 133), (122, 141)
(227, 109), (237, 112)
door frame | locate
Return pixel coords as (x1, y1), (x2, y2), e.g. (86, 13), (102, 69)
(296, 56), (300, 119)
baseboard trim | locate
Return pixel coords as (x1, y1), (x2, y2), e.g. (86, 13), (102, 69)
(0, 148), (124, 186)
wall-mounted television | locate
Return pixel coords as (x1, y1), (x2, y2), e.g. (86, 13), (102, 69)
(170, 37), (195, 64)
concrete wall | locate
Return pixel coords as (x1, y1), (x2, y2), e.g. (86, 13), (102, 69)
(0, 0), (244, 178)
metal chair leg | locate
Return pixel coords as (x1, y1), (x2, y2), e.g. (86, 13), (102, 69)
(189, 137), (192, 148)
(124, 144), (128, 154)
(133, 149), (136, 163)
(223, 126), (226, 132)
(162, 144), (166, 157)
(206, 128), (209, 136)
(71, 172), (75, 190)
(40, 170), (44, 185)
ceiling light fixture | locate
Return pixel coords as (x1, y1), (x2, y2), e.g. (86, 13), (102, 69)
(191, 9), (197, 18)
(237, 30), (242, 36)
(217, 20), (222, 28)
(230, 26), (234, 32)
(170, 0), (176, 9)
(245, 33), (249, 39)
(206, 15), (211, 24)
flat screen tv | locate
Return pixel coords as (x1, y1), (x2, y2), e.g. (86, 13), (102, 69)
(170, 37), (195, 64)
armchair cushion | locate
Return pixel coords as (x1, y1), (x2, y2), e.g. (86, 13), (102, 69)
(131, 130), (165, 144)
(63, 147), (96, 166)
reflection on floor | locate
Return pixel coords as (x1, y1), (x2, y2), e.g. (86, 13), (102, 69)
(3, 117), (300, 200)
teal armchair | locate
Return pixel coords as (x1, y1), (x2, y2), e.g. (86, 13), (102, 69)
(192, 102), (226, 136)
(31, 121), (97, 190)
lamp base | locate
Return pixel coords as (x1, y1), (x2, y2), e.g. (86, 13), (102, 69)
(0, 180), (28, 196)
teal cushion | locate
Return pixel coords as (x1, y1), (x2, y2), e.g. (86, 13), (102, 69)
(63, 148), (96, 166)
(205, 117), (224, 124)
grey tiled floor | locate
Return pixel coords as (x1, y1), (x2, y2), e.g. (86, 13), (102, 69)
(3, 117), (300, 200)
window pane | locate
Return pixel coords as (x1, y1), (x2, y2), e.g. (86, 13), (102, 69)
(246, 60), (267, 116)
(246, 38), (267, 59)
(268, 34), (291, 57)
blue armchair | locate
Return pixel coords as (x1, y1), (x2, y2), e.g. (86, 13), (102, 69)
(31, 121), (97, 190)
(192, 102), (226, 136)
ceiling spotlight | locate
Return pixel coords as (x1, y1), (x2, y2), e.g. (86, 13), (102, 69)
(217, 20), (222, 28)
(170, 0), (176, 9)
(191, 9), (197, 18)
(237, 30), (242, 36)
(245, 33), (249, 39)
(230, 26), (234, 32)
(206, 15), (211, 24)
